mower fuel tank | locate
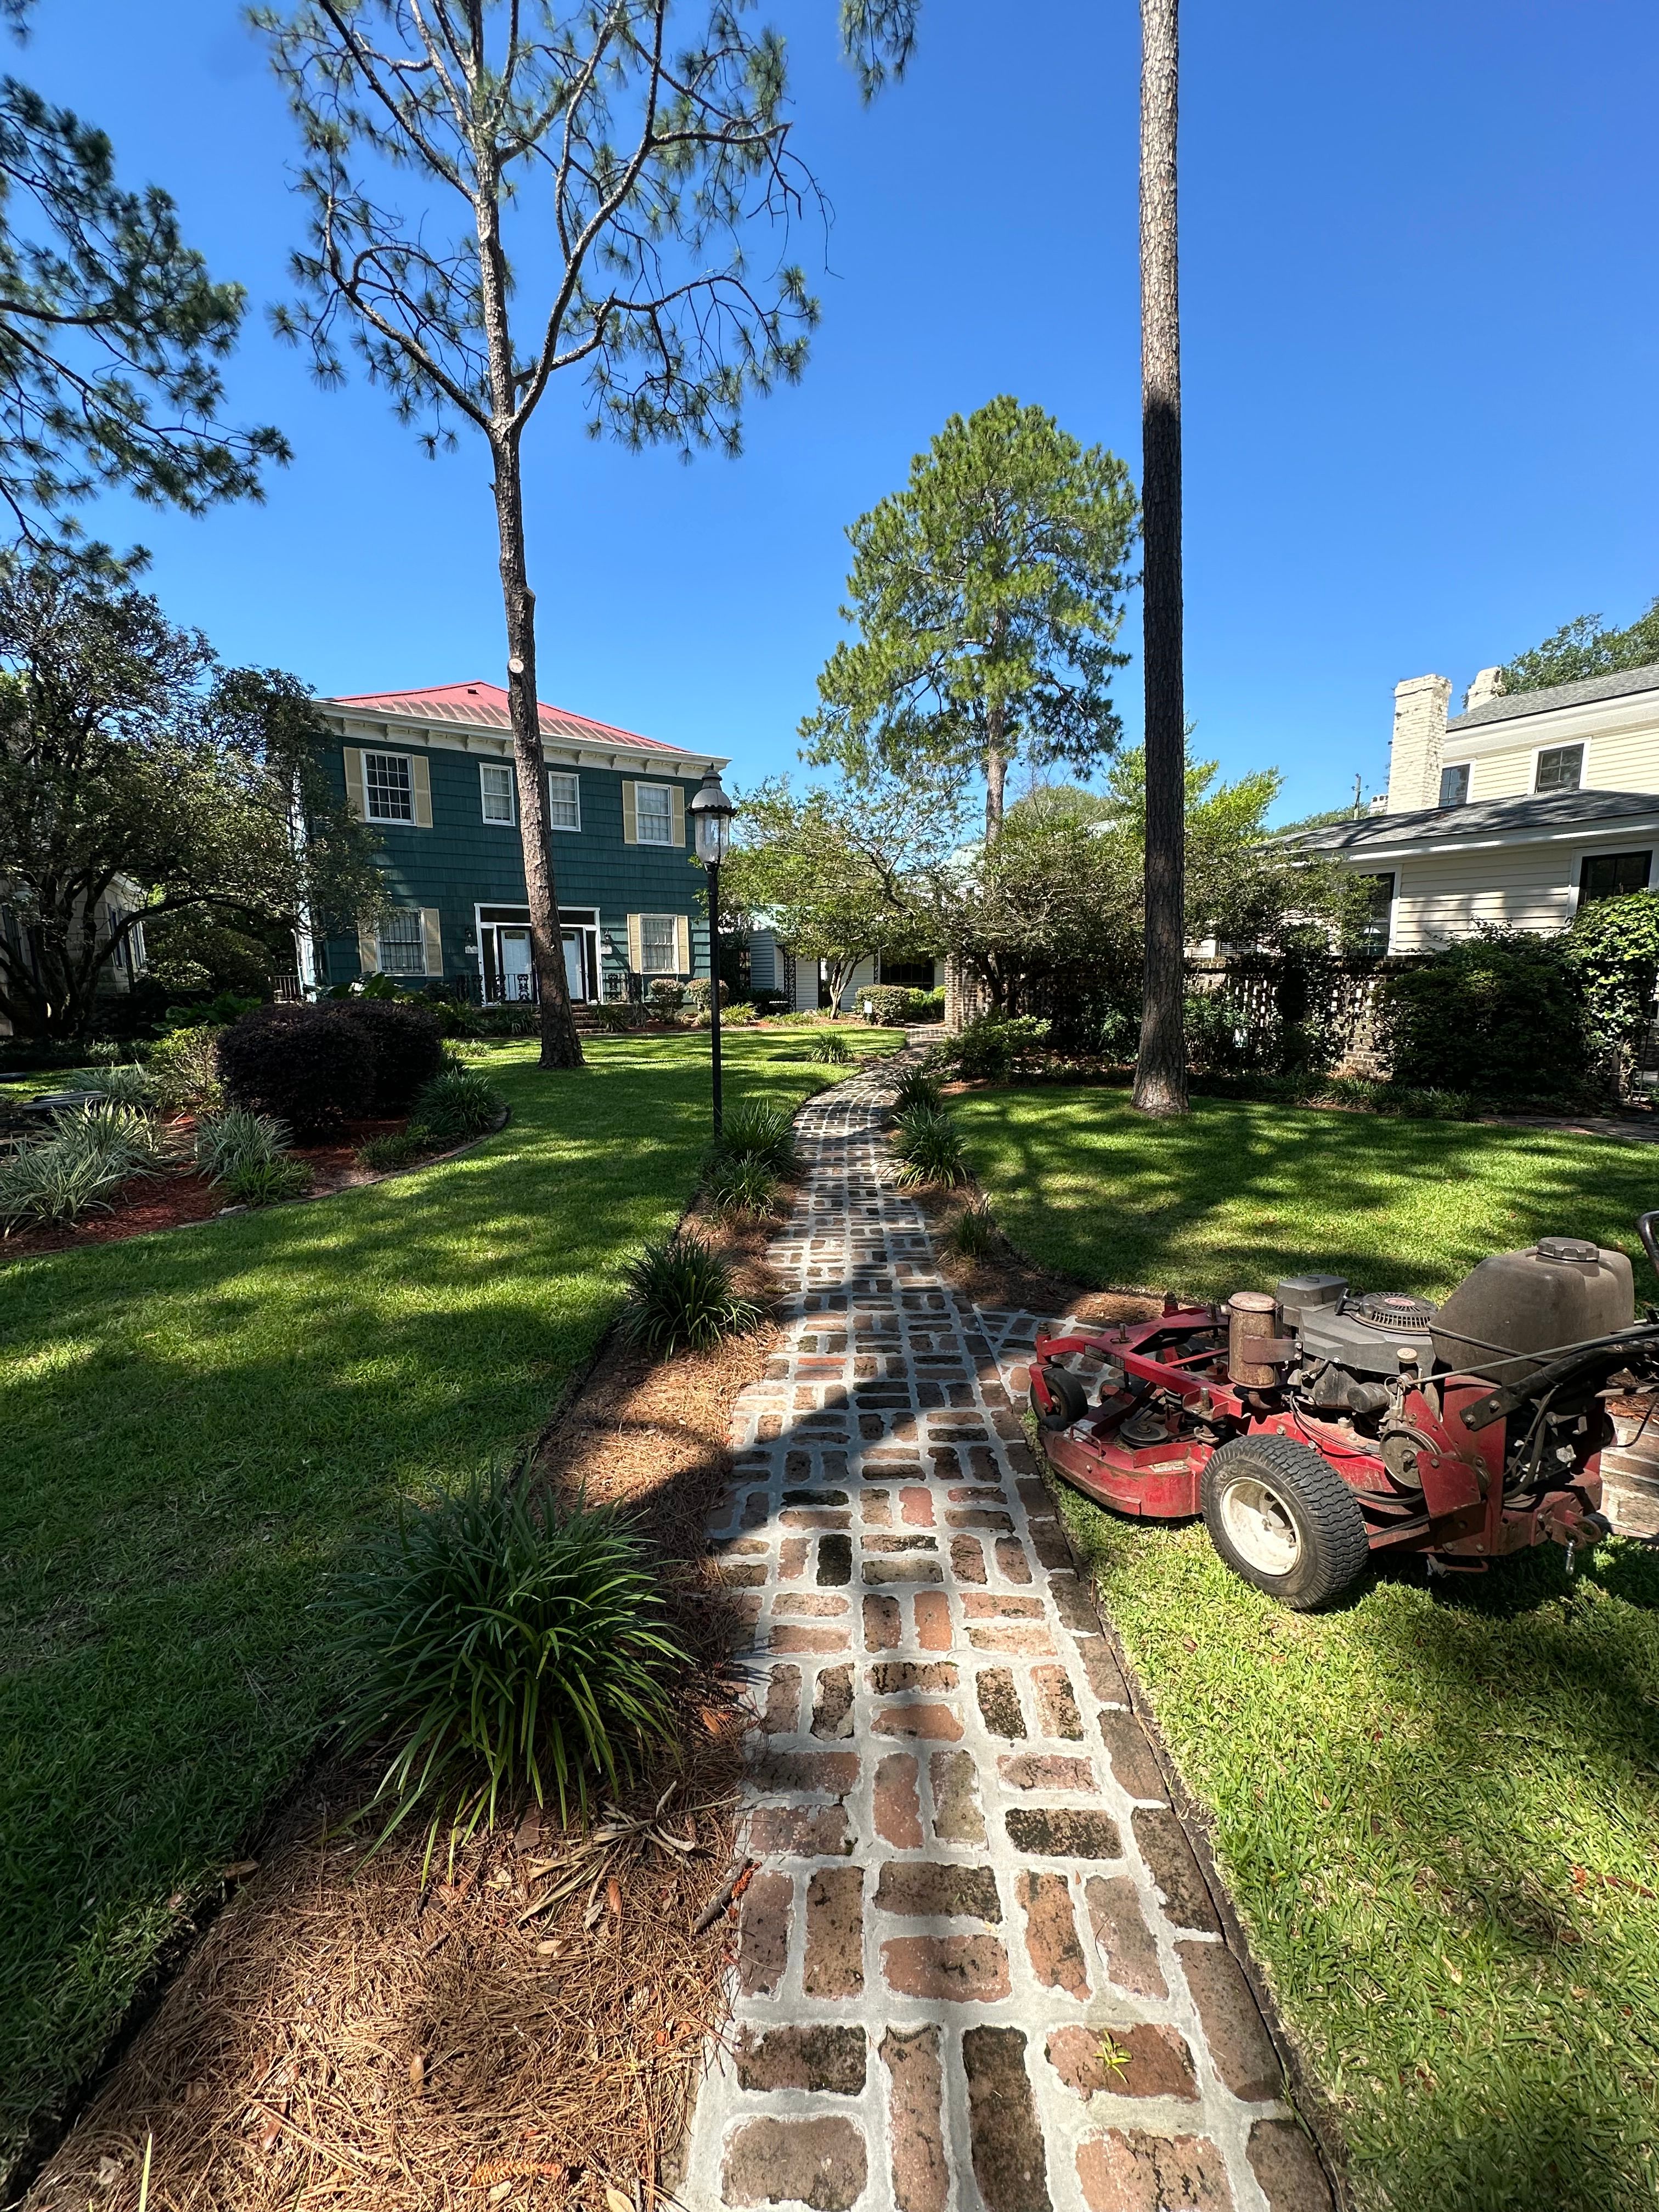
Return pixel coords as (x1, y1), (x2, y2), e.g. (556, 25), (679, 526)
(1432, 1237), (1634, 1378)
(1276, 1274), (1346, 1325)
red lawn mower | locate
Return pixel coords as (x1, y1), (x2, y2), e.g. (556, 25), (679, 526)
(1018, 1214), (1659, 1609)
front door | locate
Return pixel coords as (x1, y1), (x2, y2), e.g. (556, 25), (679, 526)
(562, 928), (587, 1003)
(500, 928), (534, 1002)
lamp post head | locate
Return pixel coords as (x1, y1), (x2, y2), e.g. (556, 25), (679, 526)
(690, 766), (735, 867)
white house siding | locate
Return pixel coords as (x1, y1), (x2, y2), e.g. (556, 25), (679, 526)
(1465, 744), (1549, 801)
(1391, 845), (1577, 950)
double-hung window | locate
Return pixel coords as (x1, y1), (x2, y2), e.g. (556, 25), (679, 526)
(364, 751), (414, 821)
(376, 907), (427, 974)
(1535, 744), (1583, 795)
(548, 771), (581, 830)
(1579, 851), (1652, 906)
(638, 914), (679, 973)
(1438, 763), (1470, 808)
(479, 763), (515, 823)
(635, 782), (673, 845)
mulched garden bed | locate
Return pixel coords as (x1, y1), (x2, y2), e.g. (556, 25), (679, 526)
(3, 1118), (443, 1260)
(25, 1200), (784, 2212)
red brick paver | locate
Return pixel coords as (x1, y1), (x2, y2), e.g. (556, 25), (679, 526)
(685, 1061), (1331, 2210)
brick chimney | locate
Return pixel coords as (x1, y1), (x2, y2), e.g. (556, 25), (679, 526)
(1385, 674), (1452, 813)
(1464, 666), (1504, 712)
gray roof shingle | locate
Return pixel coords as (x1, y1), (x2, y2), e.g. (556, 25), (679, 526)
(1450, 661), (1659, 731)
(1279, 789), (1659, 855)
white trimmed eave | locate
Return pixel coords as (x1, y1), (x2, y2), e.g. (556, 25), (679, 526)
(1445, 687), (1659, 760)
(319, 703), (727, 776)
(1325, 812), (1659, 865)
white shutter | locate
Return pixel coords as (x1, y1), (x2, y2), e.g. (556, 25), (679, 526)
(421, 908), (442, 975)
(622, 783), (638, 844)
(358, 921), (380, 975)
(627, 913), (644, 970)
(675, 915), (690, 973)
(671, 785), (686, 846)
(410, 754), (433, 827)
(345, 748), (368, 821)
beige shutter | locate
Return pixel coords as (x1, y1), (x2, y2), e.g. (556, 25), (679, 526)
(421, 908), (442, 975)
(671, 785), (686, 846)
(411, 754), (432, 827)
(622, 782), (637, 844)
(675, 915), (690, 973)
(345, 747), (367, 821)
(627, 913), (644, 970)
(358, 921), (380, 975)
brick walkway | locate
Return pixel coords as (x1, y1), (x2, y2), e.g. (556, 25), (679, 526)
(682, 1060), (1333, 2212)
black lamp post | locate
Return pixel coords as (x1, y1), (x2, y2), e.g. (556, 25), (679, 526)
(690, 766), (736, 1136)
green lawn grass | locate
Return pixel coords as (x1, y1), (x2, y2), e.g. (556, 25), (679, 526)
(951, 1085), (1659, 1301)
(0, 1031), (896, 2183)
(958, 1085), (1659, 2210)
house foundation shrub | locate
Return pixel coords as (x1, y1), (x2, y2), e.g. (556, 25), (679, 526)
(1379, 930), (1592, 1107)
(859, 983), (929, 1025)
(218, 1006), (376, 1135)
(648, 979), (685, 1018)
(1565, 889), (1659, 1099)
(684, 978), (729, 1013)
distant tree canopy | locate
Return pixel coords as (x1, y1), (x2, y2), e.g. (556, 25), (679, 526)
(1500, 596), (1659, 696)
(802, 396), (1138, 839)
(0, 2), (284, 548)
(0, 552), (379, 1038)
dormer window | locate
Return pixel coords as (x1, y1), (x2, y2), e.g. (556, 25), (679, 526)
(1438, 763), (1470, 807)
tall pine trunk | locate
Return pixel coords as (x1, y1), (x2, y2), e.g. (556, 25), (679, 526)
(493, 449), (583, 1069)
(1132, 0), (1188, 1117)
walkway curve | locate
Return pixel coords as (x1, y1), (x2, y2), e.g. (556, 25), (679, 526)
(682, 1057), (1333, 2212)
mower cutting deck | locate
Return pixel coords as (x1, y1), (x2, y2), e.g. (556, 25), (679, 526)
(1019, 1214), (1659, 1608)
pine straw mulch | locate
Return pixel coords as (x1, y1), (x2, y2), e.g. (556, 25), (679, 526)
(24, 1202), (786, 2212)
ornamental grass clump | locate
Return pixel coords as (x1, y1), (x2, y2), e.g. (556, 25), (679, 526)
(194, 1107), (290, 1183)
(890, 1066), (944, 1116)
(810, 1029), (854, 1064)
(949, 1197), (998, 1257)
(409, 1066), (504, 1143)
(335, 1476), (687, 1860)
(706, 1153), (782, 1221)
(622, 1229), (762, 1357)
(715, 1101), (798, 1177)
(221, 1157), (312, 1207)
(890, 1104), (968, 1189)
(67, 1063), (159, 1110)
(0, 1102), (161, 1232)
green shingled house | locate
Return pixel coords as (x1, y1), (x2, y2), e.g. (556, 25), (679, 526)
(305, 681), (729, 1005)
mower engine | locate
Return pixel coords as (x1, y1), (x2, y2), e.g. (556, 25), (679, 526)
(1023, 1216), (1659, 1609)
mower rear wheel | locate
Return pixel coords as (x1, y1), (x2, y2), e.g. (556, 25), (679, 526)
(1201, 1435), (1370, 1610)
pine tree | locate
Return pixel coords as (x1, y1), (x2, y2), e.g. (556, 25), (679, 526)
(802, 396), (1137, 840)
(1132, 0), (1188, 1116)
(255, 1), (912, 1070)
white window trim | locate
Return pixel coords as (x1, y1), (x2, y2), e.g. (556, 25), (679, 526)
(1353, 869), (1397, 956)
(1437, 761), (1471, 808)
(1531, 739), (1587, 796)
(1567, 843), (1654, 919)
(363, 748), (416, 823)
(633, 780), (674, 846)
(479, 760), (516, 826)
(548, 768), (582, 832)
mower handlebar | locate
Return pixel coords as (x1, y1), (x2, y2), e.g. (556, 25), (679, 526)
(1638, 1211), (1659, 1282)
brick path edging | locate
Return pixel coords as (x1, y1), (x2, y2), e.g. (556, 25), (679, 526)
(678, 1053), (1339, 2212)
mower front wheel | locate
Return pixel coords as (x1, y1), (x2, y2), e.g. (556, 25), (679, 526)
(1201, 1435), (1370, 1610)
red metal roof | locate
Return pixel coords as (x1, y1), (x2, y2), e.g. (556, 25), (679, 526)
(329, 680), (682, 754)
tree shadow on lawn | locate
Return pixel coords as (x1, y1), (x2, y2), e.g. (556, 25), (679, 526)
(0, 1045), (832, 2180)
(956, 1089), (1659, 1302)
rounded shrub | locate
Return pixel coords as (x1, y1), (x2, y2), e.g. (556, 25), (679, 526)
(890, 1105), (968, 1188)
(334, 998), (446, 1112)
(1379, 930), (1590, 1106)
(622, 1229), (763, 1357)
(684, 978), (730, 1012)
(218, 1006), (376, 1136)
(952, 1014), (1052, 1083)
(648, 978), (686, 1018)
(336, 1476), (688, 1848)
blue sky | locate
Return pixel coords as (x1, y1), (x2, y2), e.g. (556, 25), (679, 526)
(20, 0), (1659, 820)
